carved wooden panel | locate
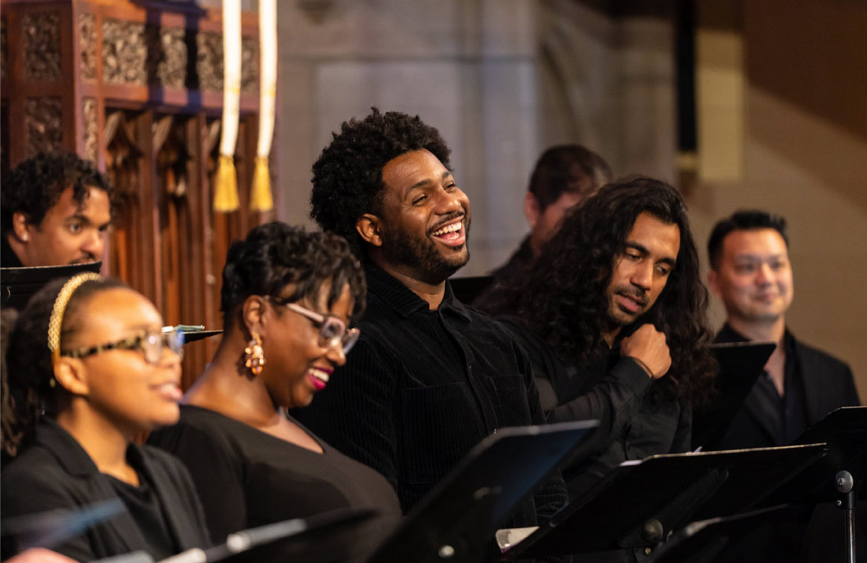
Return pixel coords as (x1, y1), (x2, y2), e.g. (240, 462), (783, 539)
(154, 27), (187, 89)
(241, 37), (258, 94)
(103, 19), (147, 85)
(25, 98), (63, 157)
(23, 12), (62, 81)
(196, 31), (222, 91)
(1, 0), (265, 390)
(1, 17), (7, 82)
(79, 13), (97, 81)
(83, 98), (98, 163)
(1, 105), (9, 180)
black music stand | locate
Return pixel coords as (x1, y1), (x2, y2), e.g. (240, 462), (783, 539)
(365, 420), (599, 563)
(692, 341), (775, 451)
(174, 328), (222, 344)
(761, 406), (867, 563)
(1, 262), (102, 310)
(500, 444), (826, 559)
(1, 499), (125, 555)
(646, 505), (789, 563)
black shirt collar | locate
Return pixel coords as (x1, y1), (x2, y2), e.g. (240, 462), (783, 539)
(35, 417), (103, 477)
(364, 262), (472, 322)
(35, 417), (147, 478)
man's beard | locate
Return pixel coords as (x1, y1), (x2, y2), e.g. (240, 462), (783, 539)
(605, 284), (649, 328)
(381, 216), (470, 285)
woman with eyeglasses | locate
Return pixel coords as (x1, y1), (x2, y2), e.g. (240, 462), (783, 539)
(1, 274), (210, 562)
(148, 222), (400, 563)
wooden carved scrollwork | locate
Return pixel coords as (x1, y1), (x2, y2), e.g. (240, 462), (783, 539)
(83, 98), (98, 163)
(79, 14), (97, 81)
(25, 98), (63, 157)
(23, 13), (61, 81)
(154, 27), (187, 89)
(241, 37), (258, 94)
(1, 17), (7, 82)
(103, 19), (147, 85)
(196, 32), (223, 91)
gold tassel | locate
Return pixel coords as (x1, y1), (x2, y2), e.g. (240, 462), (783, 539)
(213, 155), (240, 212)
(250, 156), (274, 212)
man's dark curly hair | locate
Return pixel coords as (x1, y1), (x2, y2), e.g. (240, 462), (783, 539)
(3, 276), (126, 457)
(1, 151), (114, 236)
(497, 177), (716, 407)
(220, 222), (366, 330)
(707, 209), (789, 270)
(309, 108), (452, 257)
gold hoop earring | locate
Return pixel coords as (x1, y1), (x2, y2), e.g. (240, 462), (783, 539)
(245, 331), (265, 375)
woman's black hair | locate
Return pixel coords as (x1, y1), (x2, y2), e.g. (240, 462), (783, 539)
(220, 222), (366, 330)
(2, 276), (125, 457)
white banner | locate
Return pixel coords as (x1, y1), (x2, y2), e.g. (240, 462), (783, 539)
(220, 0), (242, 159)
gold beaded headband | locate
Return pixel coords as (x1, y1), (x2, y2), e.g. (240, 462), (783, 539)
(47, 273), (104, 362)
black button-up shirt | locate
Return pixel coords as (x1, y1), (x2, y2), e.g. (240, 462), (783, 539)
(293, 263), (567, 526)
(715, 324), (807, 446)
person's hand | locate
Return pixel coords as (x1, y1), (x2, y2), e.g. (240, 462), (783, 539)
(7, 548), (78, 563)
(620, 324), (671, 379)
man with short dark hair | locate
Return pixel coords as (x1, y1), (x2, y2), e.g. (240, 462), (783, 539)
(293, 109), (567, 541)
(707, 210), (859, 449)
(706, 211), (862, 563)
(476, 145), (611, 310)
(1, 152), (113, 268)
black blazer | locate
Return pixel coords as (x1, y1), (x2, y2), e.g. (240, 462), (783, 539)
(1, 419), (211, 562)
(714, 328), (861, 450)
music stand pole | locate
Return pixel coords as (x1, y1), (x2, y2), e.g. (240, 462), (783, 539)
(835, 470), (856, 563)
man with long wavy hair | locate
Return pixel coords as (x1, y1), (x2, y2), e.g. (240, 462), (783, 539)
(481, 177), (716, 498)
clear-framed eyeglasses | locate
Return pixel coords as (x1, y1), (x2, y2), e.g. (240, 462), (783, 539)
(270, 298), (360, 354)
(60, 329), (185, 365)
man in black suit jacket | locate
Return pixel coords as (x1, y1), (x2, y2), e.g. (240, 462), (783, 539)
(706, 210), (861, 563)
(707, 210), (860, 449)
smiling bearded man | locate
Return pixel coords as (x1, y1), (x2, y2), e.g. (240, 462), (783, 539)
(292, 109), (568, 560)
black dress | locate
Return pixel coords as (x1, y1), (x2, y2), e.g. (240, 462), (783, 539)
(1, 418), (211, 562)
(148, 405), (401, 563)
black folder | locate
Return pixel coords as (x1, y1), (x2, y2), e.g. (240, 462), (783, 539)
(366, 420), (599, 563)
(1, 262), (102, 310)
(501, 443), (826, 559)
(692, 341), (776, 451)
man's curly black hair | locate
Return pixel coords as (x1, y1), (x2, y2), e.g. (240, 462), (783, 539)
(220, 222), (366, 330)
(1, 151), (114, 236)
(309, 108), (452, 257)
(489, 177), (716, 407)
